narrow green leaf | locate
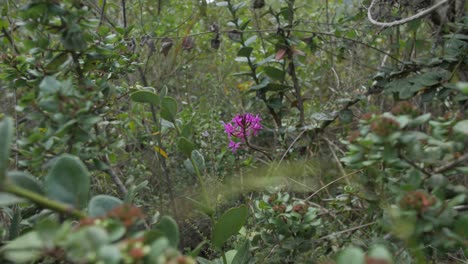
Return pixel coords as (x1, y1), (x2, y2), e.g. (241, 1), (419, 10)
(212, 205), (248, 248)
(244, 35), (257, 46)
(239, 19), (251, 30)
(188, 240), (208, 258)
(45, 155), (90, 209)
(88, 195), (123, 217)
(130, 91), (160, 106)
(0, 117), (13, 182)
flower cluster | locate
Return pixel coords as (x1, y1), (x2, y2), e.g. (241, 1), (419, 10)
(223, 113), (262, 153)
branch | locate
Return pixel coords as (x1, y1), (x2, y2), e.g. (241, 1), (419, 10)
(398, 152), (432, 177)
(3, 182), (86, 219)
(367, 0), (449, 28)
(103, 155), (128, 197)
(98, 0), (107, 27)
(434, 153), (468, 174)
(1, 27), (20, 54)
(121, 0), (127, 29)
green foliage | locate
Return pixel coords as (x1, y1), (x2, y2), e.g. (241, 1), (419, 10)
(212, 205), (248, 249)
(243, 192), (321, 262)
(45, 154), (91, 209)
(0, 117), (13, 182)
(1, 0), (467, 263)
(88, 195), (123, 217)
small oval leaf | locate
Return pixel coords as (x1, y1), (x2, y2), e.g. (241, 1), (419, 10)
(7, 171), (44, 195)
(45, 155), (90, 209)
(88, 195), (123, 217)
(130, 91), (160, 106)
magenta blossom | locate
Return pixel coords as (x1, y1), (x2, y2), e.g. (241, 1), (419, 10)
(223, 113), (263, 153)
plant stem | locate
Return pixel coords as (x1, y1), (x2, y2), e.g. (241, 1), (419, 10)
(3, 182), (86, 219)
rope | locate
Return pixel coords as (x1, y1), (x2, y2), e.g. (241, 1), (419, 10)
(367, 0), (450, 28)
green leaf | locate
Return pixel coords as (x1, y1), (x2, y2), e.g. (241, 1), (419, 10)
(0, 117), (13, 182)
(9, 208), (21, 240)
(154, 216), (179, 248)
(453, 120), (468, 135)
(45, 53), (70, 72)
(454, 214), (468, 237)
(237, 47), (253, 57)
(455, 82), (468, 94)
(368, 245), (393, 264)
(88, 195), (123, 217)
(212, 205), (248, 248)
(239, 19), (251, 30)
(39, 76), (61, 93)
(263, 66), (285, 81)
(339, 109), (354, 124)
(61, 24), (87, 51)
(161, 97), (178, 122)
(7, 171), (44, 195)
(0, 193), (25, 206)
(232, 240), (251, 264)
(1, 231), (43, 263)
(188, 240), (208, 258)
(45, 155), (90, 209)
(244, 35), (257, 46)
(191, 150), (205, 172)
(336, 246), (365, 264)
(130, 90), (160, 106)
(148, 238), (170, 262)
(177, 137), (195, 158)
(98, 245), (122, 264)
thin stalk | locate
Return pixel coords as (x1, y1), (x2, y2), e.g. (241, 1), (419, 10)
(4, 183), (86, 219)
(189, 157), (210, 208)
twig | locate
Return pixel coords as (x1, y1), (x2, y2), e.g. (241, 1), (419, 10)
(121, 0), (127, 29)
(398, 152), (431, 177)
(98, 0), (107, 27)
(324, 137), (351, 185)
(317, 221), (377, 241)
(367, 0), (449, 28)
(1, 27), (20, 54)
(434, 153), (468, 174)
(103, 155), (128, 197)
(278, 129), (307, 165)
(305, 170), (360, 201)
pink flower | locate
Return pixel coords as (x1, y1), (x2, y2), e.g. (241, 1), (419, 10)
(228, 140), (241, 153)
(223, 113), (263, 154)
